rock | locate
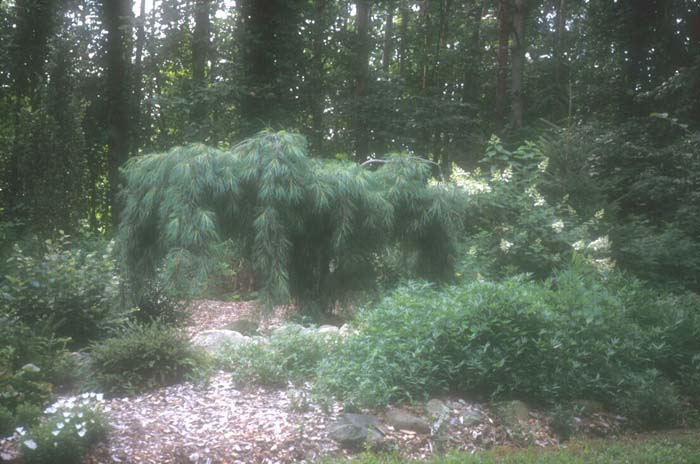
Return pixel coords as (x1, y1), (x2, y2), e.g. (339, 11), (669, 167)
(459, 409), (485, 427)
(225, 319), (259, 336)
(318, 325), (339, 334)
(328, 413), (384, 448)
(269, 323), (312, 337)
(385, 408), (431, 434)
(191, 330), (251, 353)
(494, 400), (530, 428)
(426, 399), (450, 418)
(571, 399), (605, 415)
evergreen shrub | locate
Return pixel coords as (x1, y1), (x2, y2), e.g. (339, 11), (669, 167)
(118, 130), (464, 310)
(88, 321), (201, 395)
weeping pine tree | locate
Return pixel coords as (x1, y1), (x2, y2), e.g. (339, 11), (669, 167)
(118, 130), (465, 310)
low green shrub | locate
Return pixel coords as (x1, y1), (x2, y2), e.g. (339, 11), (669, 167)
(0, 233), (128, 347)
(315, 263), (699, 428)
(217, 326), (338, 387)
(88, 321), (202, 395)
(132, 278), (189, 326)
(19, 393), (108, 464)
(0, 406), (14, 437)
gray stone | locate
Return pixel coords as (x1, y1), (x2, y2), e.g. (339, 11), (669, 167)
(318, 325), (339, 334)
(494, 400), (530, 427)
(328, 413), (384, 448)
(385, 408), (431, 434)
(191, 329), (251, 353)
(459, 409), (485, 427)
(426, 399), (450, 418)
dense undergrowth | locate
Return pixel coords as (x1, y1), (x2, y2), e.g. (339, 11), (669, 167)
(1, 129), (699, 462)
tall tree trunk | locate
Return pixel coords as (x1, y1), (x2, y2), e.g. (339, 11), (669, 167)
(420, 0), (431, 93)
(103, 0), (132, 228)
(399, 4), (409, 79)
(495, 0), (511, 127)
(511, 0), (525, 129)
(383, 1), (394, 73)
(553, 0), (566, 85)
(463, 0), (484, 104)
(7, 0), (56, 210)
(310, 0), (326, 153)
(133, 0), (146, 154)
(191, 0), (211, 140)
(354, 0), (370, 158)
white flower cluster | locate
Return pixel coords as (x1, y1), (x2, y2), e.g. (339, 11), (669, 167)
(19, 392), (105, 451)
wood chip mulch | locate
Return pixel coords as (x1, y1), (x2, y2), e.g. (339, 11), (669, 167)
(0, 300), (626, 463)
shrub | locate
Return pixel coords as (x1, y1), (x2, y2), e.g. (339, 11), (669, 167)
(131, 278), (189, 326)
(119, 131), (464, 311)
(20, 393), (108, 464)
(0, 233), (127, 347)
(88, 321), (202, 395)
(0, 406), (14, 437)
(217, 325), (337, 387)
(315, 263), (699, 428)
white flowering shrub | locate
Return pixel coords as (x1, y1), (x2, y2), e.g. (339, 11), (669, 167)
(19, 393), (108, 464)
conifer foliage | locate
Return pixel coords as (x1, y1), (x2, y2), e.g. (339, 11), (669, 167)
(118, 130), (462, 309)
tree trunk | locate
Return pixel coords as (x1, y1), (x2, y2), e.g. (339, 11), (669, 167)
(354, 0), (370, 159)
(553, 0), (566, 85)
(420, 0), (431, 93)
(399, 4), (409, 79)
(310, 0), (326, 153)
(495, 0), (511, 127)
(7, 0), (56, 210)
(511, 0), (525, 129)
(133, 0), (146, 154)
(103, 0), (132, 228)
(383, 1), (394, 73)
(463, 0), (484, 104)
(191, 0), (211, 139)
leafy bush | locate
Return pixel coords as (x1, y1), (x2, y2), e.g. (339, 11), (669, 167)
(19, 393), (108, 464)
(132, 278), (189, 326)
(0, 233), (127, 347)
(88, 321), (202, 395)
(459, 137), (609, 280)
(316, 264), (699, 428)
(217, 326), (337, 387)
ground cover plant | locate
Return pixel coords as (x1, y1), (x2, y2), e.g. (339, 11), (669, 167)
(313, 262), (700, 429)
(87, 321), (203, 396)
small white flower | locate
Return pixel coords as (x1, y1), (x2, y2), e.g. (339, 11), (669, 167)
(15, 427), (26, 435)
(500, 239), (514, 253)
(77, 412), (84, 418)
(44, 406), (57, 414)
(77, 429), (86, 438)
(52, 430), (60, 436)
(23, 439), (37, 450)
(81, 393), (90, 399)
(63, 412), (72, 418)
(551, 220), (565, 233)
(572, 240), (586, 251)
(56, 422), (64, 429)
(96, 393), (104, 401)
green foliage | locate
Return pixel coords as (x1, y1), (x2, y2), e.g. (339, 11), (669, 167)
(20, 394), (108, 464)
(460, 136), (607, 279)
(0, 233), (127, 347)
(315, 263), (699, 428)
(132, 278), (189, 326)
(88, 321), (202, 395)
(0, 406), (14, 437)
(119, 130), (463, 310)
(217, 326), (338, 387)
(327, 431), (700, 464)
